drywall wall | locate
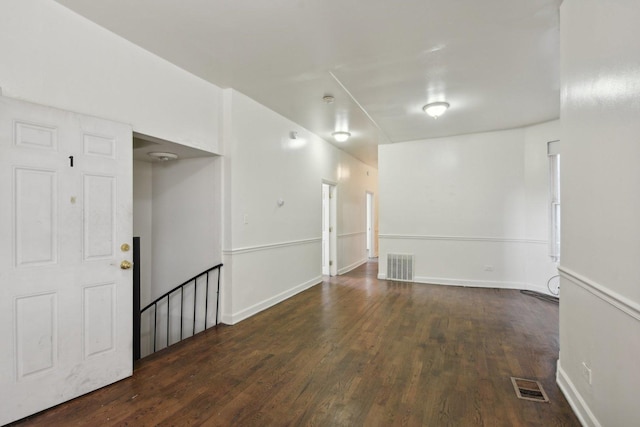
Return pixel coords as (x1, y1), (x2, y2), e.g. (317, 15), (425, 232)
(151, 157), (222, 301)
(221, 89), (378, 324)
(378, 122), (558, 292)
(557, 1), (640, 425)
(133, 160), (153, 306)
(0, 0), (221, 153)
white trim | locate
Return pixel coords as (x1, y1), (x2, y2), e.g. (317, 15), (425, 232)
(558, 265), (640, 322)
(378, 234), (547, 244)
(413, 276), (527, 290)
(377, 274), (551, 294)
(338, 258), (367, 275)
(223, 237), (321, 255)
(525, 282), (556, 296)
(377, 273), (527, 290)
(222, 275), (323, 325)
(557, 361), (601, 427)
(548, 139), (561, 156)
(338, 231), (366, 238)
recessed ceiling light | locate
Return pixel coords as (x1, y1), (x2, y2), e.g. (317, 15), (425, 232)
(148, 152), (178, 161)
(332, 131), (351, 142)
(423, 102), (450, 119)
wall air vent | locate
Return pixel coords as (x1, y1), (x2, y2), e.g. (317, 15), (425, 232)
(386, 254), (414, 282)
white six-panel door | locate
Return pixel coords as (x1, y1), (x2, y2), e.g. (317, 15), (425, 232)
(0, 96), (133, 425)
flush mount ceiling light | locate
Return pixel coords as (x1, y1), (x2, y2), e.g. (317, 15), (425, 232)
(332, 131), (351, 142)
(147, 152), (178, 161)
(423, 101), (450, 119)
(322, 95), (335, 104)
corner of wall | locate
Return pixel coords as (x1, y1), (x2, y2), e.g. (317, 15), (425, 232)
(557, 360), (601, 427)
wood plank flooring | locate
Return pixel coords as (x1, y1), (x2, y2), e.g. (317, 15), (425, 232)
(13, 261), (579, 426)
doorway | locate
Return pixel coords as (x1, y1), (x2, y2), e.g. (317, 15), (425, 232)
(321, 182), (337, 276)
(366, 191), (375, 259)
(132, 134), (220, 358)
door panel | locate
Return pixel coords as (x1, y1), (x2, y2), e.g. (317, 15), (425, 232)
(15, 292), (57, 379)
(83, 282), (116, 358)
(83, 174), (116, 260)
(0, 96), (133, 425)
(15, 168), (58, 266)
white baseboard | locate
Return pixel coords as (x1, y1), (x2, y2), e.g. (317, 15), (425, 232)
(219, 313), (233, 325)
(224, 275), (322, 325)
(413, 276), (527, 290)
(378, 274), (556, 296)
(338, 258), (367, 275)
(557, 361), (600, 427)
(524, 282), (558, 296)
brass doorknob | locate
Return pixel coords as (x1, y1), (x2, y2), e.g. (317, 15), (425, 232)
(120, 260), (133, 270)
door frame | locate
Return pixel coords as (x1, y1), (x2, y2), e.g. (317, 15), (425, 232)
(321, 180), (337, 276)
(366, 191), (375, 259)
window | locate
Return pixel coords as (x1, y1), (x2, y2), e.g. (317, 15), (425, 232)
(548, 140), (560, 262)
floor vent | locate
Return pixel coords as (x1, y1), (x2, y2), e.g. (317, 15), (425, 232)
(386, 254), (414, 282)
(511, 377), (549, 403)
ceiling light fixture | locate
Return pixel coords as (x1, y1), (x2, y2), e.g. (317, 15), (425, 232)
(323, 95), (335, 104)
(423, 101), (450, 119)
(147, 152), (178, 161)
(332, 131), (351, 142)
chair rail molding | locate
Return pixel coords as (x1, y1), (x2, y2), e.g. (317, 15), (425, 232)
(558, 265), (640, 322)
(223, 237), (321, 255)
(379, 233), (547, 244)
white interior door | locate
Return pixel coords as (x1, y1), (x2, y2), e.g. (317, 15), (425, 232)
(0, 96), (133, 425)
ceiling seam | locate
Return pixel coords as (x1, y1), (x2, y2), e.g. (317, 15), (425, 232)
(328, 71), (393, 144)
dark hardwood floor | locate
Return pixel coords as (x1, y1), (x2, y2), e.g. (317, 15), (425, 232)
(14, 261), (579, 426)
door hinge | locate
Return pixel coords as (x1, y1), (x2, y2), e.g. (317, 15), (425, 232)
(329, 227), (333, 232)
(329, 260), (333, 266)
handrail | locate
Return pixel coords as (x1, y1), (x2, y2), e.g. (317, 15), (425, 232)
(141, 263), (223, 312)
(136, 263), (223, 358)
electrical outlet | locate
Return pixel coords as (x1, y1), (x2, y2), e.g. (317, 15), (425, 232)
(484, 265), (494, 272)
(243, 214), (249, 225)
(581, 362), (592, 385)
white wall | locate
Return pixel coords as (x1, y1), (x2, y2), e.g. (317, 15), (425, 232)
(557, 1), (640, 425)
(133, 160), (153, 306)
(221, 89), (378, 324)
(0, 0), (221, 153)
(378, 122), (558, 293)
(151, 157), (222, 302)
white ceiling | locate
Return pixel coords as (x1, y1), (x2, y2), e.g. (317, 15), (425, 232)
(56, 0), (561, 167)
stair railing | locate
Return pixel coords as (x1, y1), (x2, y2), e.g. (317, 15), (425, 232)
(134, 259), (223, 360)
